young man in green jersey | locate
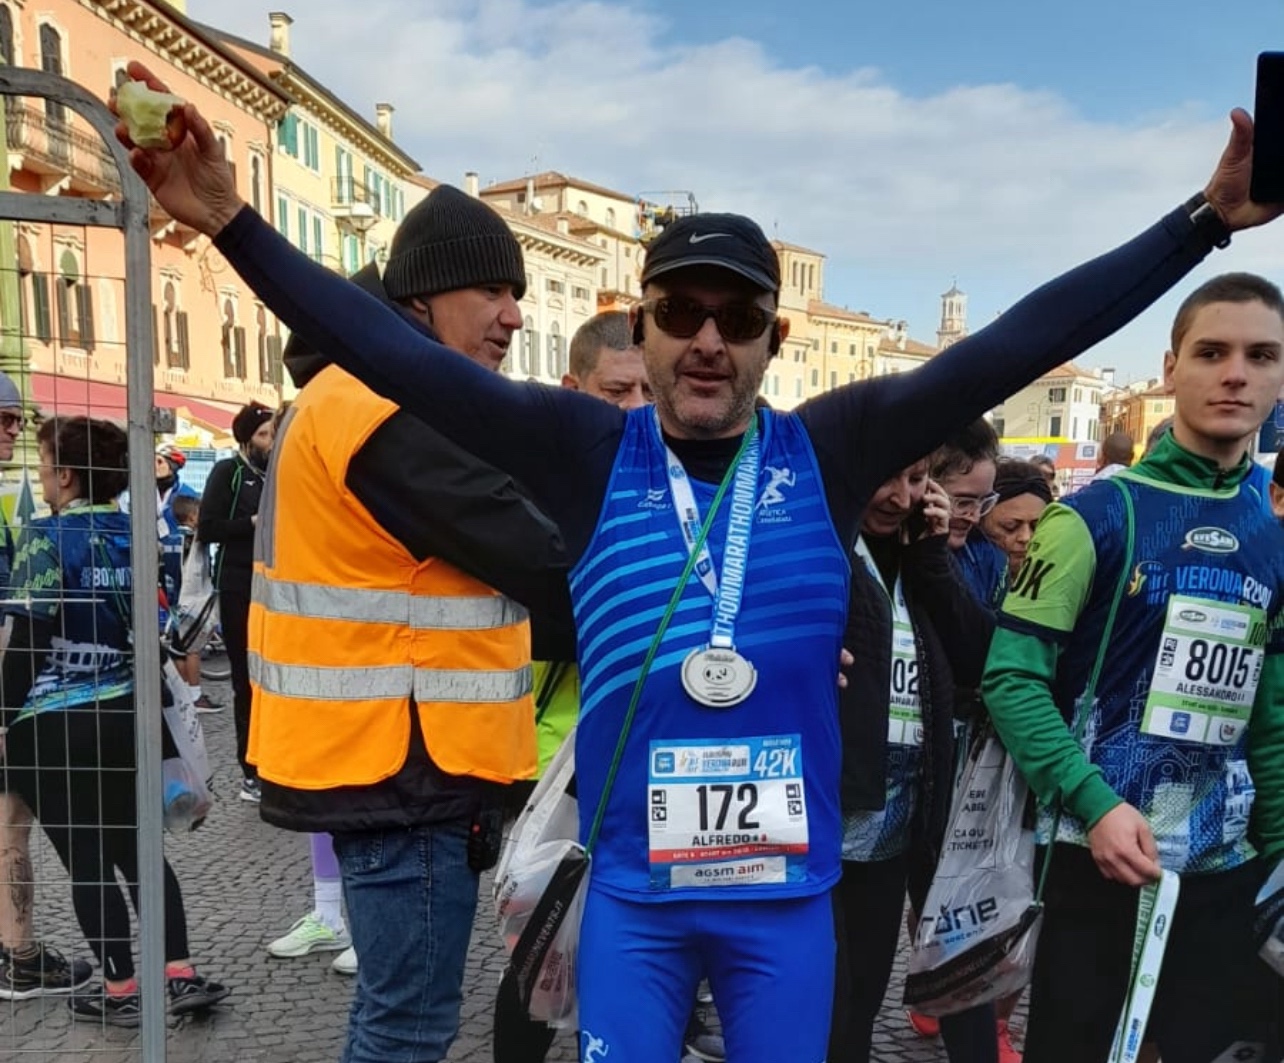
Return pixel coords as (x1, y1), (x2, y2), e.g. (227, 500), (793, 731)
(983, 273), (1284, 1063)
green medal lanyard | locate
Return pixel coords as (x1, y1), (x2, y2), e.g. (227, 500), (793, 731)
(584, 418), (759, 857)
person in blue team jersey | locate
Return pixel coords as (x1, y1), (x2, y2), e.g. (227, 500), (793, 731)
(0, 416), (228, 1027)
(121, 59), (1284, 1063)
(984, 274), (1284, 1063)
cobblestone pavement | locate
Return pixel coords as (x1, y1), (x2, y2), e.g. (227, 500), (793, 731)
(0, 680), (1023, 1062)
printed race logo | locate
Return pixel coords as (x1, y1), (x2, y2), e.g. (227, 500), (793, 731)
(637, 487), (670, 510)
(757, 465), (796, 523)
(1182, 527), (1239, 555)
(1170, 712), (1192, 736)
(581, 1031), (610, 1062)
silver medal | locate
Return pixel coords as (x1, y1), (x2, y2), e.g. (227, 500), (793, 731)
(681, 646), (757, 707)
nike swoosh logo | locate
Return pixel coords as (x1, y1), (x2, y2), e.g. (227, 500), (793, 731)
(688, 233), (729, 244)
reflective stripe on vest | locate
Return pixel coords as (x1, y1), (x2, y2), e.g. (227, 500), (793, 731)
(253, 572), (529, 630)
(249, 652), (532, 704)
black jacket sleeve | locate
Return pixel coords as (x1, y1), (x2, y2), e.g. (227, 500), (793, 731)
(901, 534), (995, 706)
(1, 614), (51, 731)
(197, 459), (255, 545)
(346, 409), (576, 646)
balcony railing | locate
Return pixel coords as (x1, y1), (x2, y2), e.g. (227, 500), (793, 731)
(5, 98), (120, 195)
(331, 176), (385, 218)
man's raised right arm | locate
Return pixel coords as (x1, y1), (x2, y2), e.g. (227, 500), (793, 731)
(117, 62), (619, 510)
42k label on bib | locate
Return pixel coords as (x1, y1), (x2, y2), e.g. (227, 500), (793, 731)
(647, 735), (809, 889)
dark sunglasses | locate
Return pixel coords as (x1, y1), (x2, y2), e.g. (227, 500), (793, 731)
(641, 296), (776, 342)
(0, 411), (27, 432)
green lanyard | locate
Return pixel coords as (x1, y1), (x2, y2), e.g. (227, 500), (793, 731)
(584, 418), (759, 857)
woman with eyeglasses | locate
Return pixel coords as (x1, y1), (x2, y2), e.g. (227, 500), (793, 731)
(917, 419), (1025, 1062)
(929, 419), (1008, 610)
(830, 456), (999, 1063)
(0, 417), (229, 1026)
(982, 461), (1054, 582)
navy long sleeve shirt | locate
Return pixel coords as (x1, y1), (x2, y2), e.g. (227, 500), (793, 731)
(214, 204), (1216, 553)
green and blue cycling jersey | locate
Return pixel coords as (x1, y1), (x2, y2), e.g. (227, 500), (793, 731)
(984, 433), (1284, 873)
(3, 503), (134, 721)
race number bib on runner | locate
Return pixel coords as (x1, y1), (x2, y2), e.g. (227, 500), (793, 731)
(1142, 595), (1266, 746)
(647, 735), (809, 889)
(889, 620), (923, 747)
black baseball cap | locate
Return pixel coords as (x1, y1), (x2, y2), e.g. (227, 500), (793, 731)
(640, 213), (781, 293)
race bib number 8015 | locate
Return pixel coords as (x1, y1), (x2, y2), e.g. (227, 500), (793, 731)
(1142, 595), (1265, 746)
(647, 734), (809, 889)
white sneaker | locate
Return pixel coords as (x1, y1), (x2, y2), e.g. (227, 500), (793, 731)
(330, 946), (358, 975)
(266, 913), (351, 958)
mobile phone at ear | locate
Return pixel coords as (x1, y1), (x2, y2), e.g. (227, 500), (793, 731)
(904, 501), (929, 542)
(1252, 52), (1284, 203)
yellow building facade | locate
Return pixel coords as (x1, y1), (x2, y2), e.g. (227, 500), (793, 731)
(209, 12), (420, 398)
(1, 0), (288, 436)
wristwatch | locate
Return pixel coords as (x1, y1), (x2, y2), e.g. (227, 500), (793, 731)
(1183, 192), (1232, 250)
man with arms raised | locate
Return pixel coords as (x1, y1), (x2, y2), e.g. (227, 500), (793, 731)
(121, 60), (1281, 1062)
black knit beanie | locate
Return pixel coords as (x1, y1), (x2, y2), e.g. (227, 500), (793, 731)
(383, 185), (526, 301)
(232, 401), (274, 444)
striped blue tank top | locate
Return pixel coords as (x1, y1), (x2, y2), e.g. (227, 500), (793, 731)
(570, 407), (850, 901)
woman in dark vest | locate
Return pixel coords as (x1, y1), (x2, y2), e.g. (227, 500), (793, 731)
(1, 416), (228, 1026)
(830, 455), (999, 1063)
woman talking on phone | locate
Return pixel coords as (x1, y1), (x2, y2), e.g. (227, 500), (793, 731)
(0, 417), (228, 1026)
(829, 456), (999, 1063)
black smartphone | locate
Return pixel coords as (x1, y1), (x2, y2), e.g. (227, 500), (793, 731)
(904, 500), (929, 542)
(1252, 52), (1284, 203)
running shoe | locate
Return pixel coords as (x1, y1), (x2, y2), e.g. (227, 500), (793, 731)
(997, 1019), (1023, 1063)
(0, 943), (93, 999)
(167, 973), (230, 1015)
(330, 946), (358, 975)
(239, 778), (261, 803)
(267, 913), (351, 958)
(907, 1009), (941, 1038)
(68, 984), (141, 1027)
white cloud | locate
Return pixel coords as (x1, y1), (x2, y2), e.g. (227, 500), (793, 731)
(191, 0), (1284, 382)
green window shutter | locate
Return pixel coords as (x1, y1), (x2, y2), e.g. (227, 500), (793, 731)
(77, 283), (94, 351)
(152, 303), (160, 365)
(55, 278), (69, 342)
(177, 310), (190, 369)
(297, 207), (308, 253)
(32, 273), (51, 343)
(279, 113), (298, 157)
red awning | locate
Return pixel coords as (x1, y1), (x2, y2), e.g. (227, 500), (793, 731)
(29, 373), (239, 430)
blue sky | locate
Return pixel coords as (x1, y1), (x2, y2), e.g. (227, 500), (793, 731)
(197, 0), (1284, 384)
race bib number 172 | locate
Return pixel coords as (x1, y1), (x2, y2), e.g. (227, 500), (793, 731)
(647, 734), (809, 889)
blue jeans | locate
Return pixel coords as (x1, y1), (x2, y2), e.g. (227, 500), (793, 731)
(333, 821), (480, 1063)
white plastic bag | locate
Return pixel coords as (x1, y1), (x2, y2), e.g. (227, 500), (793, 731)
(161, 660), (212, 831)
(904, 727), (1041, 1015)
(494, 728), (587, 1027)
(172, 534), (218, 654)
